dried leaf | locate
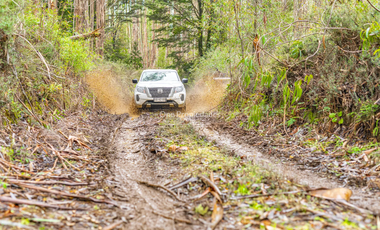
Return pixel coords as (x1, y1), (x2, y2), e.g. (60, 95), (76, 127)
(364, 148), (377, 155)
(177, 146), (188, 152)
(261, 220), (281, 230)
(309, 188), (352, 201)
(322, 35), (326, 49)
(211, 202), (223, 229)
(210, 190), (222, 203)
(266, 226), (282, 230)
(168, 145), (178, 152)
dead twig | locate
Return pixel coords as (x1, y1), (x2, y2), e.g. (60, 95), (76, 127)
(199, 175), (222, 196)
(69, 28), (102, 40)
(366, 0), (380, 13)
(230, 190), (301, 200)
(103, 220), (124, 230)
(9, 182), (118, 206)
(152, 210), (193, 224)
(136, 180), (186, 202)
(0, 158), (34, 174)
(15, 95), (44, 127)
(14, 34), (51, 80)
(0, 196), (83, 210)
(7, 179), (88, 186)
(168, 177), (198, 190)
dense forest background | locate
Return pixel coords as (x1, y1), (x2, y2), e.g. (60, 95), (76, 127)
(1, 0), (380, 140)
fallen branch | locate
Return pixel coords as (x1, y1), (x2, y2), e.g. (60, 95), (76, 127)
(15, 95), (44, 127)
(168, 177), (198, 190)
(7, 179), (88, 186)
(9, 182), (118, 206)
(199, 176), (222, 196)
(14, 34), (51, 80)
(152, 210), (193, 224)
(103, 220), (124, 230)
(191, 187), (211, 201)
(0, 196), (82, 210)
(230, 190), (301, 200)
(0, 158), (34, 174)
(366, 0), (380, 13)
(69, 29), (102, 40)
(136, 180), (186, 202)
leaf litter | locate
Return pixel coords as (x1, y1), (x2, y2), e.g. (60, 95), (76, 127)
(0, 111), (131, 229)
(2, 109), (379, 229)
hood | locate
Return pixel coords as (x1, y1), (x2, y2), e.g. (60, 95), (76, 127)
(137, 81), (183, 88)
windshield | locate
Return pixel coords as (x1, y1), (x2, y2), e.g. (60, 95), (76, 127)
(140, 71), (179, 82)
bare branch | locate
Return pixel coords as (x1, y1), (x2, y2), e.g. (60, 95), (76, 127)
(366, 0), (380, 13)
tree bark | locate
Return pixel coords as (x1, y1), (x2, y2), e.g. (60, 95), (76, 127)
(69, 28), (101, 40)
(96, 0), (106, 56)
(90, 0), (95, 50)
(0, 29), (8, 71)
(197, 0), (203, 57)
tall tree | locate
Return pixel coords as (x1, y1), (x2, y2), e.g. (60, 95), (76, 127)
(143, 0), (218, 58)
(96, 0), (106, 55)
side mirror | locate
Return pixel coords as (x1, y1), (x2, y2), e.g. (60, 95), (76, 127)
(132, 79), (138, 84)
(182, 78), (188, 83)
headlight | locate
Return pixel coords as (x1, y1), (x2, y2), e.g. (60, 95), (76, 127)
(175, 86), (184, 93)
(136, 86), (146, 94)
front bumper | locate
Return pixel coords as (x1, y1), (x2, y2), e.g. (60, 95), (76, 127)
(134, 93), (186, 109)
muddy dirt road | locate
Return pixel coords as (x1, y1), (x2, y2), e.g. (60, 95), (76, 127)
(95, 113), (377, 229)
(79, 69), (380, 229)
(108, 116), (199, 229)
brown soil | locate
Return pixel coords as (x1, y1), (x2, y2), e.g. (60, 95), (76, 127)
(107, 114), (201, 229)
(190, 116), (380, 214)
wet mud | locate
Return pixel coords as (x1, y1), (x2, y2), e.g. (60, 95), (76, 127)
(190, 117), (380, 214)
(107, 115), (200, 229)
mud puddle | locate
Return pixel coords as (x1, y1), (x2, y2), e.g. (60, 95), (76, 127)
(189, 118), (380, 214)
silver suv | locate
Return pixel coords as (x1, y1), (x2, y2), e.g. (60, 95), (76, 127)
(132, 69), (187, 111)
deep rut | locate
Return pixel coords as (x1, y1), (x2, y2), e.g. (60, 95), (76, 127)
(108, 117), (196, 230)
(190, 118), (380, 214)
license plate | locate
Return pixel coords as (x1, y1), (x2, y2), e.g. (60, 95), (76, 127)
(154, 98), (167, 102)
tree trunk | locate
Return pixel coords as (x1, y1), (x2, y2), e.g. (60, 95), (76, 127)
(0, 29), (8, 71)
(197, 0), (203, 57)
(96, 0), (106, 56)
(90, 0), (95, 50)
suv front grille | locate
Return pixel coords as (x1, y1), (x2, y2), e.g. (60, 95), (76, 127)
(148, 87), (172, 98)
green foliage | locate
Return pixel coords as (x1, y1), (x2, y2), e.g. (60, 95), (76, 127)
(0, 0), (17, 33)
(329, 111), (343, 124)
(104, 28), (143, 68)
(289, 41), (305, 59)
(1, 1), (97, 126)
(261, 72), (273, 89)
(373, 120), (379, 137)
(287, 117), (296, 127)
(248, 104), (262, 128)
(60, 38), (94, 72)
(235, 184), (250, 195)
(355, 102), (379, 123)
(195, 204), (209, 215)
(283, 83), (291, 105)
(291, 80), (303, 105)
(361, 21), (380, 56)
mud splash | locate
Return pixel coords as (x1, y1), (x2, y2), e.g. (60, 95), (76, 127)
(85, 67), (139, 115)
(86, 68), (228, 115)
(186, 76), (229, 113)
